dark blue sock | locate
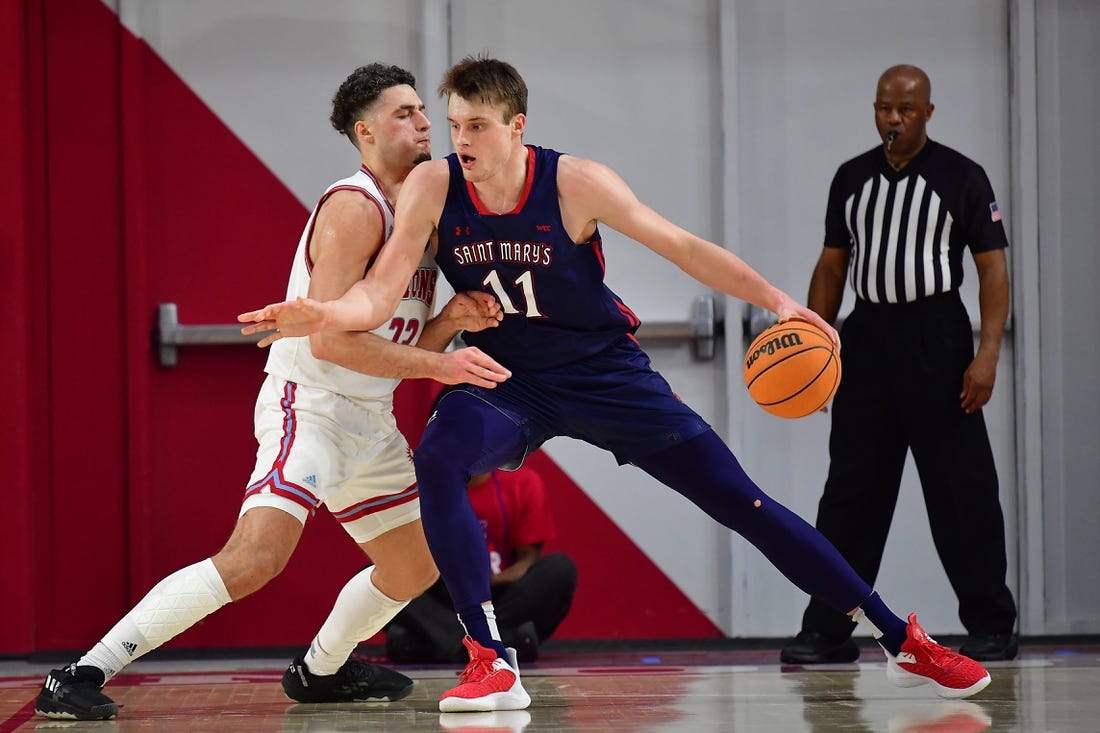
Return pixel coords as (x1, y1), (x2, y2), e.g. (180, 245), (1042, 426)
(632, 430), (874, 616)
(453, 601), (507, 661)
(451, 598), (506, 655)
(855, 591), (908, 655)
(413, 391), (525, 662)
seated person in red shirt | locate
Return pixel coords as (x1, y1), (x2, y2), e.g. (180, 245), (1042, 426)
(385, 463), (576, 663)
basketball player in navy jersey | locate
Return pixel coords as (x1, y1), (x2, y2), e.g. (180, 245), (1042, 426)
(241, 55), (992, 712)
(36, 63), (508, 721)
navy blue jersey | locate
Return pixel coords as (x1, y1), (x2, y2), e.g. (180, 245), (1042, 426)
(436, 146), (640, 369)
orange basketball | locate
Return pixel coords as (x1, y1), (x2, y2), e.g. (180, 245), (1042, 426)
(743, 320), (841, 419)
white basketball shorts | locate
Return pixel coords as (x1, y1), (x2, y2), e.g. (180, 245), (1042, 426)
(241, 375), (421, 543)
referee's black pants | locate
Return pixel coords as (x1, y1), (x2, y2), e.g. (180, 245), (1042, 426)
(800, 291), (1017, 640)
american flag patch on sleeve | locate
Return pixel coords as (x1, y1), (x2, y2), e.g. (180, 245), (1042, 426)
(989, 201), (1002, 222)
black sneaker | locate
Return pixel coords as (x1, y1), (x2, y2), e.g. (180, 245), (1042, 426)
(780, 631), (861, 664)
(959, 632), (1019, 661)
(281, 654), (414, 703)
(34, 663), (119, 720)
(501, 621), (539, 664)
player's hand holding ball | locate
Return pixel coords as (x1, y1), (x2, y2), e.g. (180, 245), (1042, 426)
(744, 320), (841, 418)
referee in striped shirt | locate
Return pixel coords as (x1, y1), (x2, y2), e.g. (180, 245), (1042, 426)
(781, 65), (1018, 664)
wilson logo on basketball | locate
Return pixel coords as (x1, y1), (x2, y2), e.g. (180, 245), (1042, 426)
(743, 321), (841, 419)
(745, 333), (804, 370)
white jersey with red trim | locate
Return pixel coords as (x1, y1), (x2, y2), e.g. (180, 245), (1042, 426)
(264, 165), (438, 402)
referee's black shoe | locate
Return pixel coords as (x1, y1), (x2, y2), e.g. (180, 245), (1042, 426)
(780, 631), (861, 664)
(959, 632), (1019, 661)
(281, 654), (414, 703)
(35, 662), (119, 720)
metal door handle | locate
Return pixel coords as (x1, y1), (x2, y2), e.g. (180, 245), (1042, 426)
(635, 294), (723, 360)
(156, 302), (263, 367)
(742, 304), (778, 345)
(157, 296), (726, 368)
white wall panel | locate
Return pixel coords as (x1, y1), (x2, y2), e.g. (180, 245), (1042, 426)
(112, 0), (432, 207)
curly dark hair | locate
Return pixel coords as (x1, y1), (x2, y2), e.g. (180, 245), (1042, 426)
(330, 63), (417, 147)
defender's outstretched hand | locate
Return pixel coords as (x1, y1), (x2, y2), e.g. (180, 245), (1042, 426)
(438, 290), (504, 333)
(238, 297), (331, 348)
(436, 347), (511, 387)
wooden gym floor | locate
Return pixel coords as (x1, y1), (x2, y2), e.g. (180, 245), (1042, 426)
(2, 641), (1098, 732)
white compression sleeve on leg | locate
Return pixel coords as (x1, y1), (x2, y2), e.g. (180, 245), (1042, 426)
(79, 558), (231, 682)
(303, 566), (408, 676)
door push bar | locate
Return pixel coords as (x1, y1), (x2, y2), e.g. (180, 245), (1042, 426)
(156, 302), (265, 368)
(157, 295), (726, 368)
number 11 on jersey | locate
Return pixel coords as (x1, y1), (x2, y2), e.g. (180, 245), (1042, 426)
(483, 269), (544, 317)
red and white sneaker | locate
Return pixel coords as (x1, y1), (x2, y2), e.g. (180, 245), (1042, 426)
(885, 614), (992, 698)
(439, 637), (531, 713)
(888, 701), (992, 732)
(439, 710), (532, 731)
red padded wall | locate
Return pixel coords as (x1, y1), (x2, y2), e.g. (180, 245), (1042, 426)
(1, 0), (43, 655)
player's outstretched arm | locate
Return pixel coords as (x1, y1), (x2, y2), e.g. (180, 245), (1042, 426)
(238, 161), (448, 346)
(560, 156), (840, 348)
(237, 253), (422, 345)
(308, 290), (508, 386)
(318, 330), (510, 387)
(297, 289), (507, 386)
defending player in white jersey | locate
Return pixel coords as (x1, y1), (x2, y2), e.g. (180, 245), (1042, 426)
(35, 63), (509, 721)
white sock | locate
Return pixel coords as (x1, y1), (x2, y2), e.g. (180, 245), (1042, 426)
(303, 566), (407, 676)
(79, 558), (231, 682)
(482, 600), (502, 642)
(454, 602), (502, 641)
(851, 606), (884, 639)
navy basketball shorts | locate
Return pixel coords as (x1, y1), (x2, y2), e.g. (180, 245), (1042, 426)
(437, 335), (711, 467)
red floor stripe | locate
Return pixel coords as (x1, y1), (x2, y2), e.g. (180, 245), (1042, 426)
(0, 699), (37, 733)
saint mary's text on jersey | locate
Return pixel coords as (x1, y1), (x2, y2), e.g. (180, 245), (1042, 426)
(451, 240), (554, 267)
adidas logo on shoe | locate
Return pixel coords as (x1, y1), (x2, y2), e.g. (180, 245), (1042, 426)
(281, 655), (413, 703)
(35, 664), (119, 721)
